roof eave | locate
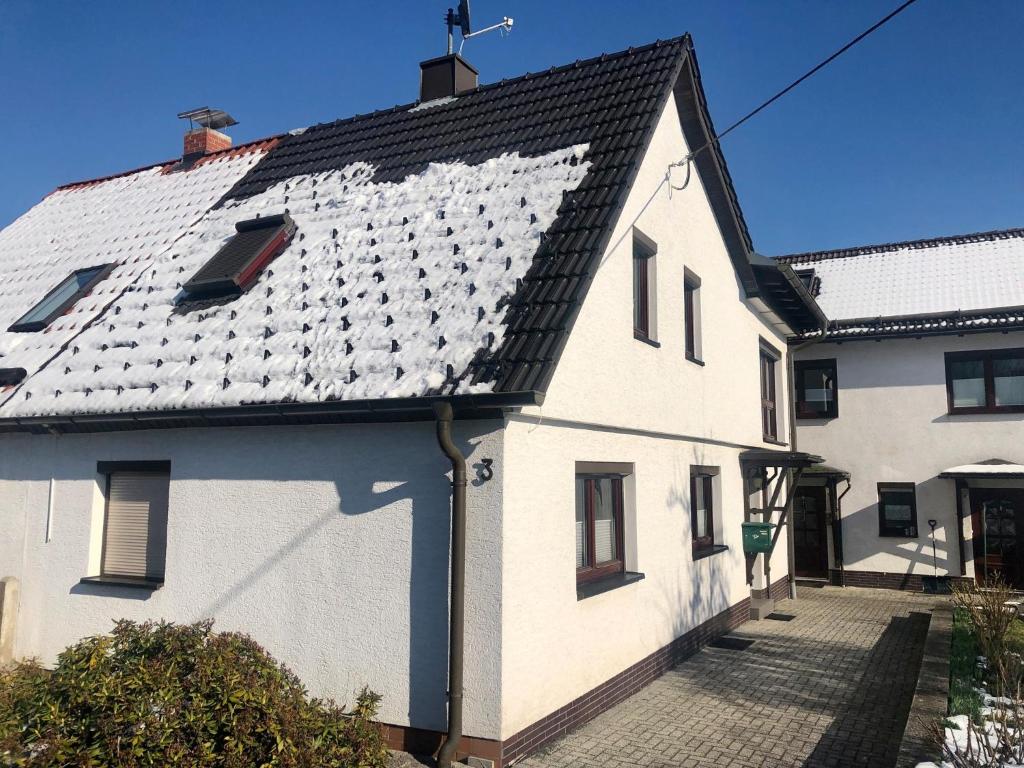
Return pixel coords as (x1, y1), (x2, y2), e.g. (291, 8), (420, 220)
(0, 390), (544, 435)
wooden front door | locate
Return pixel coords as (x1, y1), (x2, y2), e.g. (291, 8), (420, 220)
(972, 488), (1024, 588)
(794, 485), (829, 578)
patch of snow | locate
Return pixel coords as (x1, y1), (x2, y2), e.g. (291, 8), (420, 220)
(4, 144), (591, 417)
(408, 96), (458, 113)
(0, 150), (268, 381)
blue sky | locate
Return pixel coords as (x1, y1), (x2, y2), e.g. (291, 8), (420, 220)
(0, 0), (1020, 254)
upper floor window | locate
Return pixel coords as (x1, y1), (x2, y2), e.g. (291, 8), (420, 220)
(795, 358), (838, 419)
(877, 482), (918, 538)
(181, 213), (295, 302)
(9, 264), (114, 333)
(760, 341), (781, 440)
(632, 231), (657, 344)
(576, 472), (625, 584)
(946, 349), (1024, 414)
(684, 269), (703, 364)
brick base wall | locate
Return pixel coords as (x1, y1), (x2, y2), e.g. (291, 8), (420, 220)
(751, 575), (790, 602)
(382, 592), (756, 767)
(831, 569), (972, 592)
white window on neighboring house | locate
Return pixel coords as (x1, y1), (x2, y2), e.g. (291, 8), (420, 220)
(92, 462), (171, 586)
(684, 269), (703, 364)
(632, 230), (658, 344)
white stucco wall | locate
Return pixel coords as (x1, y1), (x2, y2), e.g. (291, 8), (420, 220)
(794, 332), (1024, 578)
(0, 419), (504, 739)
(498, 92), (795, 739)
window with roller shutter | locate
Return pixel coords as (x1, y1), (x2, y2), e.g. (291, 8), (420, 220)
(97, 463), (170, 583)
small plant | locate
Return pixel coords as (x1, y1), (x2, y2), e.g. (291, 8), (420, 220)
(0, 619), (388, 768)
(952, 576), (1018, 686)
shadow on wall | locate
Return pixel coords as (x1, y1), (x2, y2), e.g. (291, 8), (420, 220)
(27, 420), (493, 733)
(839, 475), (956, 578)
(655, 448), (732, 648)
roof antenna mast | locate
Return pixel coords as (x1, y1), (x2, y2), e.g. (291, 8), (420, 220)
(445, 1), (513, 55)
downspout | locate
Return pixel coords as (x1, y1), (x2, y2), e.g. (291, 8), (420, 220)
(835, 477), (851, 586)
(433, 401), (467, 768)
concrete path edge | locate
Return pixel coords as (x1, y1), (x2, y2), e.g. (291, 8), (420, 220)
(895, 600), (952, 768)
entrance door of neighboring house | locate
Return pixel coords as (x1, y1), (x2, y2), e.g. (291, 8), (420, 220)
(971, 488), (1024, 588)
(794, 485), (829, 578)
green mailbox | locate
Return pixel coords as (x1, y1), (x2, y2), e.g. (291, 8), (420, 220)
(741, 521), (775, 554)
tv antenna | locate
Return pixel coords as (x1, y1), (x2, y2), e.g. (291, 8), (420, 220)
(445, 0), (514, 55)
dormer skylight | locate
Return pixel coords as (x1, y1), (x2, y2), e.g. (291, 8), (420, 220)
(8, 264), (114, 333)
(181, 213), (295, 300)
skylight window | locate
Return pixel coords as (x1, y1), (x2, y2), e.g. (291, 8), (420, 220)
(182, 213), (295, 300)
(8, 264), (114, 333)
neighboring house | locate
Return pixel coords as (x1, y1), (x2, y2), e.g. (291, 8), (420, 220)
(779, 230), (1024, 591)
(0, 36), (823, 767)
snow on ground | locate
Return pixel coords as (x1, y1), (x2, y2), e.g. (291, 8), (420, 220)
(3, 144), (591, 417)
(0, 149), (268, 379)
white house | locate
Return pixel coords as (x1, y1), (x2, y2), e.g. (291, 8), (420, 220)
(0, 37), (825, 766)
(780, 230), (1024, 591)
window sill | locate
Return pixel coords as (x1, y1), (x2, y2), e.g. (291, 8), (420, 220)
(79, 575), (163, 591)
(633, 331), (661, 348)
(947, 407), (1024, 416)
(692, 544), (729, 561)
(577, 571), (645, 601)
(762, 436), (789, 447)
(685, 353), (705, 367)
(879, 533), (918, 539)
(796, 413), (837, 421)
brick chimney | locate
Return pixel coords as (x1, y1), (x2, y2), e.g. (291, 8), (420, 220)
(183, 127), (232, 158)
(177, 107), (238, 160)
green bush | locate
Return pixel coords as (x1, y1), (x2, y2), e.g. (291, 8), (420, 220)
(0, 619), (389, 768)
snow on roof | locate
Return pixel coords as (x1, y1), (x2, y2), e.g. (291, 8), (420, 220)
(778, 228), (1024, 323)
(5, 145), (591, 417)
(940, 460), (1024, 478)
(0, 144), (271, 383)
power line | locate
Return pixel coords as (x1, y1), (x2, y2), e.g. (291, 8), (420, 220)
(672, 0), (921, 174)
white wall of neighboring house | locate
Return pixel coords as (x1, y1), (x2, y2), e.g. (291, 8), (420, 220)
(498, 92), (796, 739)
(794, 332), (1024, 579)
(0, 420), (505, 739)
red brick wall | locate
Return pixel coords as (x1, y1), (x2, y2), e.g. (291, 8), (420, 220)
(184, 127), (231, 157)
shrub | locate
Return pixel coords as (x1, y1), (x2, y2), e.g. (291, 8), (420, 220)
(952, 575), (1018, 681)
(0, 619), (388, 768)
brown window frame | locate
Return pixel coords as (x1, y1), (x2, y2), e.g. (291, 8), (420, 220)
(760, 342), (780, 441)
(575, 474), (626, 585)
(690, 465), (719, 554)
(945, 348), (1024, 415)
(683, 269), (702, 364)
(795, 358), (839, 419)
(633, 234), (656, 342)
(96, 460), (172, 585)
(8, 263), (115, 333)
(877, 482), (918, 538)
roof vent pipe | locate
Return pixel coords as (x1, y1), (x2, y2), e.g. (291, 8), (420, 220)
(419, 54), (478, 102)
(432, 401), (466, 768)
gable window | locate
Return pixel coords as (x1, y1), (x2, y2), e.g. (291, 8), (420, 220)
(878, 482), (918, 538)
(795, 359), (838, 419)
(181, 213), (295, 301)
(8, 264), (114, 333)
(576, 473), (624, 583)
(684, 269), (703, 363)
(632, 231), (657, 344)
(760, 342), (781, 441)
(946, 349), (1024, 414)
(88, 461), (171, 588)
(690, 466), (722, 558)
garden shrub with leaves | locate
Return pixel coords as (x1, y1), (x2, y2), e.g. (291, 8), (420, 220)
(0, 619), (388, 768)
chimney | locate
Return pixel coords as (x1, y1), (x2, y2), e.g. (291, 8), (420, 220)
(419, 54), (478, 102)
(177, 107), (238, 160)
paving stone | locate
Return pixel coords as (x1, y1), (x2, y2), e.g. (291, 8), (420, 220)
(517, 586), (942, 768)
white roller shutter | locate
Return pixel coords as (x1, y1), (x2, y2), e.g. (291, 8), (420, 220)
(101, 471), (169, 580)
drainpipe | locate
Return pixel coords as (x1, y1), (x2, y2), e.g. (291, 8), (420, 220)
(433, 401), (466, 768)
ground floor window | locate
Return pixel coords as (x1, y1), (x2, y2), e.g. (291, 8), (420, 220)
(877, 482), (918, 538)
(97, 461), (171, 583)
(690, 465), (721, 556)
(576, 473), (625, 583)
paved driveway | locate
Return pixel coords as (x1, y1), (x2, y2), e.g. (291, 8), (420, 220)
(518, 585), (942, 768)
